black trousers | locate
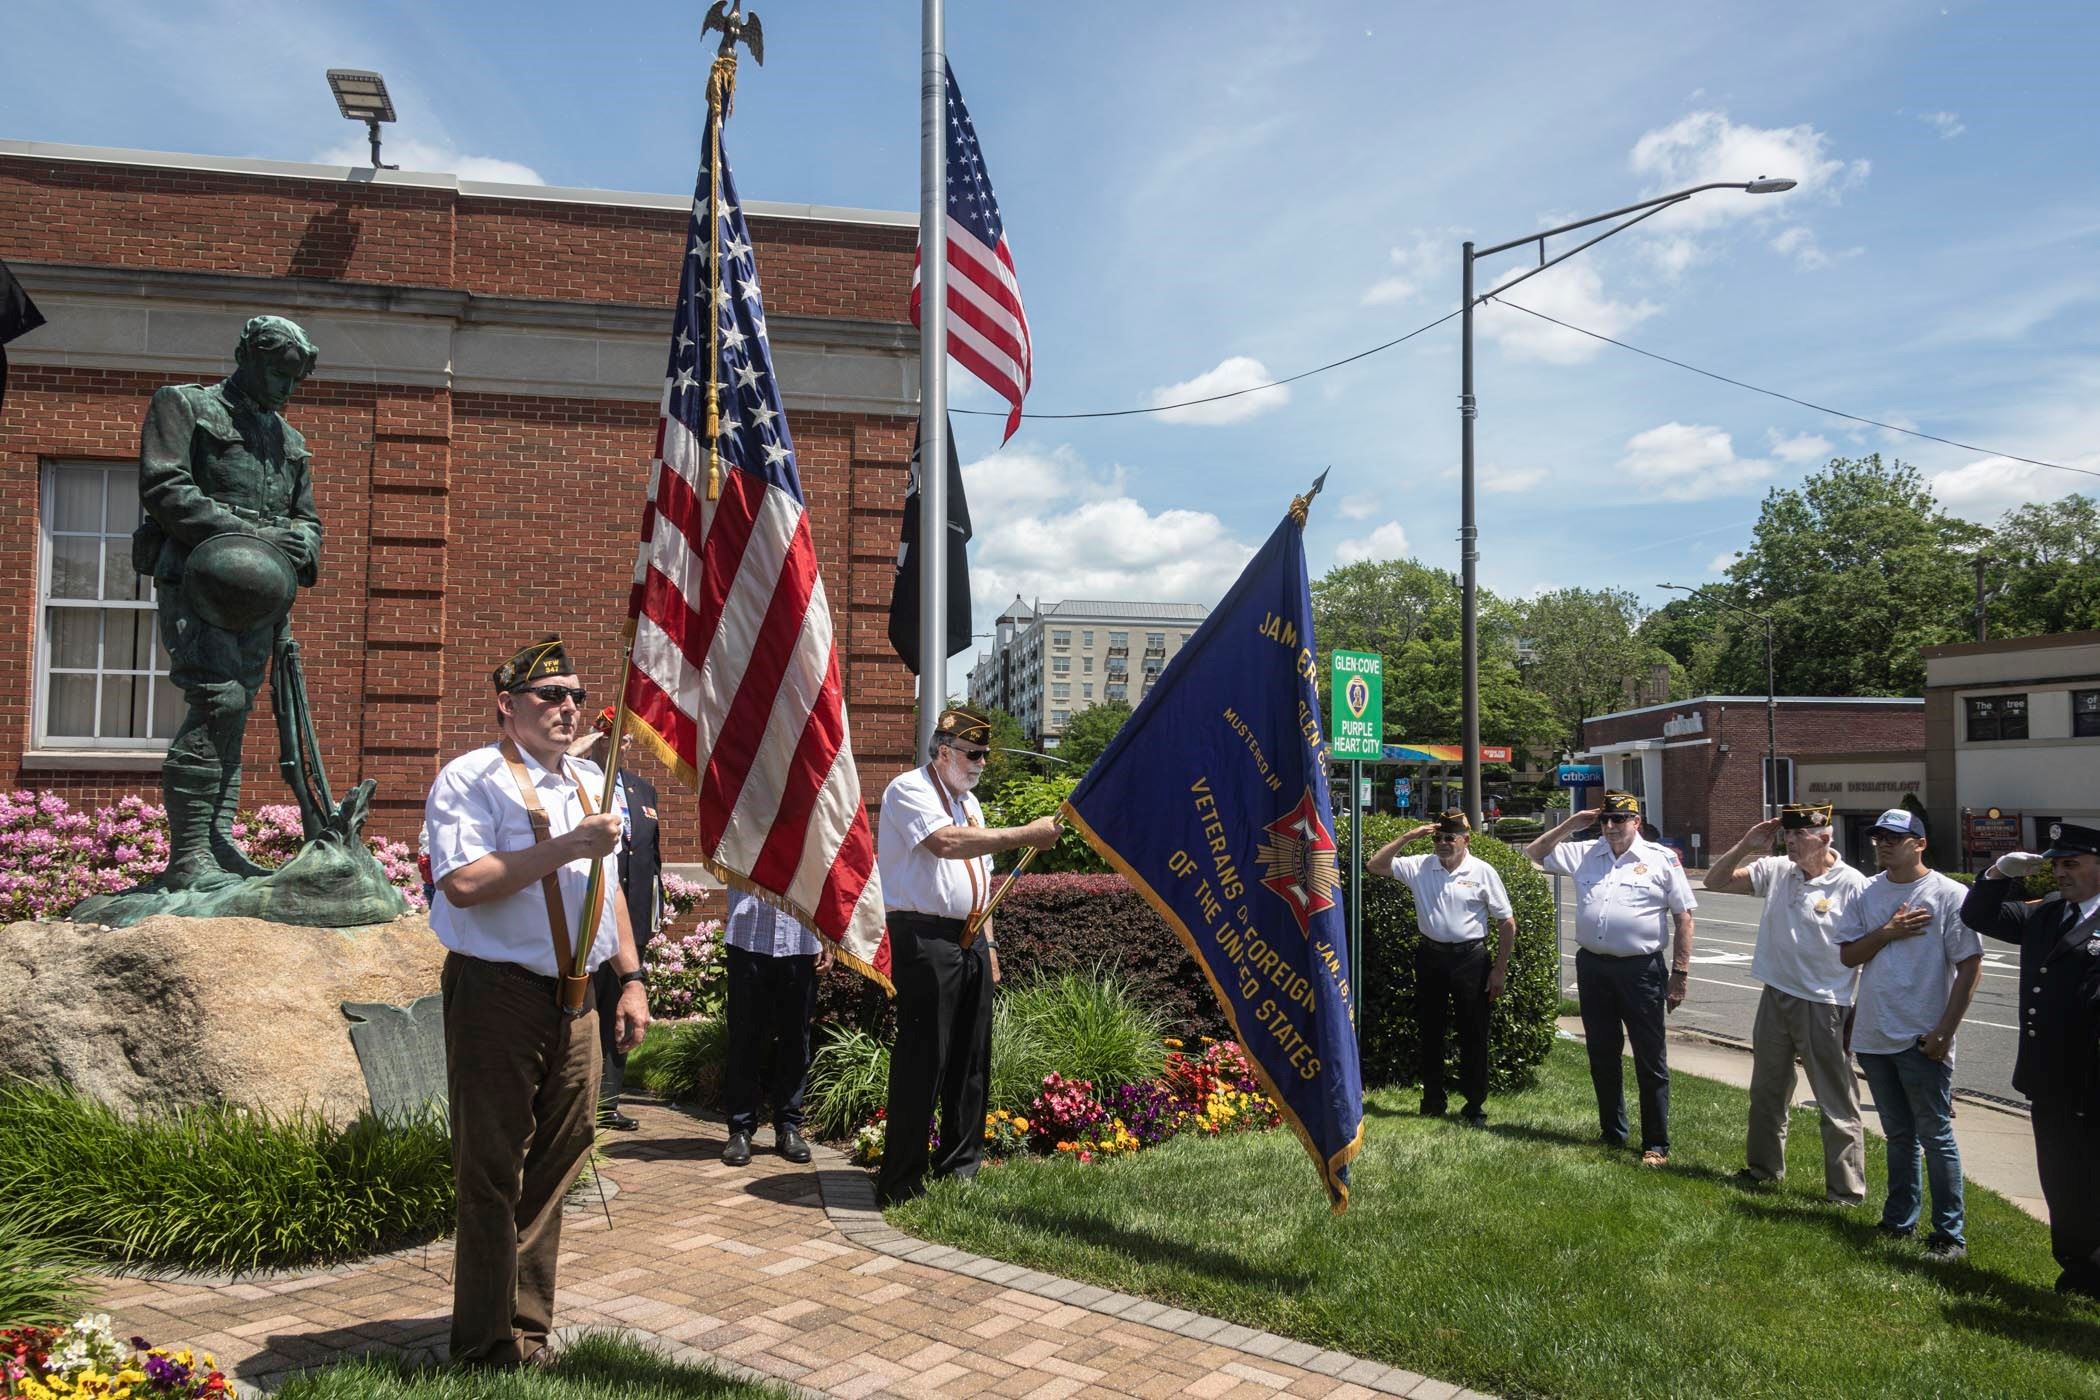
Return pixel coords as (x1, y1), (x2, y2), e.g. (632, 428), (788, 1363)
(591, 932), (654, 1109)
(2032, 1098), (2100, 1296)
(876, 913), (992, 1205)
(1416, 938), (1491, 1113)
(1576, 949), (1671, 1153)
(721, 944), (819, 1136)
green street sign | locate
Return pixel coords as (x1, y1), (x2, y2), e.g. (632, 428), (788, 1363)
(1328, 649), (1384, 761)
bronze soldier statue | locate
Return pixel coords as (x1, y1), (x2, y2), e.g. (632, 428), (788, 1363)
(135, 314), (322, 891)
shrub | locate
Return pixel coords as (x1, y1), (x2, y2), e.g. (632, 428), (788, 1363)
(997, 970), (1171, 1101)
(627, 1018), (729, 1110)
(0, 1080), (453, 1273)
(983, 776), (1107, 873)
(805, 1027), (890, 1138)
(1938, 867), (2059, 900)
(1339, 816), (1558, 1093)
(642, 918), (727, 1021)
(1490, 815), (1545, 841)
(0, 1214), (86, 1328)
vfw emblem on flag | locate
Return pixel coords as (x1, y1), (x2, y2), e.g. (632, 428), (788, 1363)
(1344, 673), (1371, 722)
(1257, 790), (1340, 937)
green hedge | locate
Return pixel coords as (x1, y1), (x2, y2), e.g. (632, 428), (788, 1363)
(1339, 816), (1558, 1093)
(1938, 867), (2059, 900)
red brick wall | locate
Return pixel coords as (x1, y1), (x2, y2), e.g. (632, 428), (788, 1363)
(0, 154), (920, 863)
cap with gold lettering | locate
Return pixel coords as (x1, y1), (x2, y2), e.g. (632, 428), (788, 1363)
(1602, 790), (1642, 815)
(1433, 808), (1472, 836)
(493, 635), (571, 691)
(935, 705), (993, 747)
(1780, 802), (1834, 830)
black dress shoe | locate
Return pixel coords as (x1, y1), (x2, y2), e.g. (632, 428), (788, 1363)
(597, 1107), (640, 1131)
(776, 1125), (812, 1164)
(721, 1131), (753, 1166)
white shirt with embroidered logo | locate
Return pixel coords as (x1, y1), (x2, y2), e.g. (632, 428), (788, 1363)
(425, 742), (624, 977)
(1542, 837), (1698, 957)
(1746, 854), (1869, 1005)
(1387, 852), (1513, 945)
(877, 764), (989, 921)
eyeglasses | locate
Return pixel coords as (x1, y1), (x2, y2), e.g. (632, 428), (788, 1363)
(954, 746), (991, 762)
(523, 685), (587, 706)
(1868, 830), (1915, 843)
(1600, 814), (1639, 825)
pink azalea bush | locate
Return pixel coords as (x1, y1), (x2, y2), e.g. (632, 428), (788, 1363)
(0, 790), (424, 923)
(645, 872), (727, 1019)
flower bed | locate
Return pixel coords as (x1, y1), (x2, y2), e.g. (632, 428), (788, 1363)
(3, 1315), (228, 1398)
(851, 1039), (1282, 1169)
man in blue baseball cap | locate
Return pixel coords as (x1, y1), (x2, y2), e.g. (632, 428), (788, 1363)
(1961, 818), (2100, 1299)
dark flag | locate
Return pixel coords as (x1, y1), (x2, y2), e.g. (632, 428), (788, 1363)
(887, 417), (973, 675)
(0, 258), (47, 415)
(1061, 493), (1365, 1210)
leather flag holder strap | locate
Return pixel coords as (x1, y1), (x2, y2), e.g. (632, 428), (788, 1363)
(499, 739), (599, 1016)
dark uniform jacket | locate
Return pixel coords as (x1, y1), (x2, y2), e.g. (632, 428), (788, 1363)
(1962, 875), (2100, 1104)
(617, 772), (663, 957)
(136, 380), (322, 588)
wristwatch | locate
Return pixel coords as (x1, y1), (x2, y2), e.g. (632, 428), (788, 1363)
(618, 968), (647, 987)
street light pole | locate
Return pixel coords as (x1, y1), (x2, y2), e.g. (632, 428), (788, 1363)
(1660, 582), (1780, 819)
(1459, 177), (1795, 826)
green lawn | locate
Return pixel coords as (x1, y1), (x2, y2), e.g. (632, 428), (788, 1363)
(271, 1332), (792, 1398)
(891, 1042), (2100, 1399)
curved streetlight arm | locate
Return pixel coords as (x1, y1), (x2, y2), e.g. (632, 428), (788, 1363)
(1472, 196), (1690, 307)
(1656, 581), (1773, 630)
(1475, 181), (1767, 260)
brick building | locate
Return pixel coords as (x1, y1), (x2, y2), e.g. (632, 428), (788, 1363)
(1579, 696), (1925, 865)
(1, 138), (922, 863)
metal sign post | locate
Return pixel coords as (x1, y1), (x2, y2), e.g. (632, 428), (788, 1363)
(1330, 651), (1384, 1034)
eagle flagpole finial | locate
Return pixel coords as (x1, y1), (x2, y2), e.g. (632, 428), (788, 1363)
(703, 1), (765, 64)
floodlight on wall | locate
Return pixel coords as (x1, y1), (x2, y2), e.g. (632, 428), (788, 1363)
(326, 68), (399, 170)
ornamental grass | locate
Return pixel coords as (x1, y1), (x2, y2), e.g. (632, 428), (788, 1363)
(0, 1080), (452, 1274)
(268, 1331), (790, 1398)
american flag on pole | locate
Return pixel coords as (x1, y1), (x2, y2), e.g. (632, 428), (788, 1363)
(910, 60), (1032, 442)
(623, 103), (890, 987)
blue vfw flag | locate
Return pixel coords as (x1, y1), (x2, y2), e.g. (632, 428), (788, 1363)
(1061, 487), (1364, 1210)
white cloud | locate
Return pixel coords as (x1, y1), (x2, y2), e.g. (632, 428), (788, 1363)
(1629, 111), (1869, 231)
(1929, 455), (2095, 520)
(1147, 355), (1289, 425)
(1768, 430), (1833, 465)
(1708, 550), (1742, 574)
(1337, 493), (1380, 521)
(1334, 521), (1412, 564)
(1615, 422), (1775, 501)
(1359, 229), (1457, 308)
(1919, 111), (1966, 140)
(313, 136), (544, 184)
(964, 446), (1256, 617)
(1770, 226), (1828, 269)
(1361, 276), (1417, 306)
(1477, 262), (1658, 365)
(1643, 236), (1706, 280)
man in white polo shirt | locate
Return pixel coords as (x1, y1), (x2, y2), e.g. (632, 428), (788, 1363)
(1705, 802), (1871, 1202)
(425, 636), (651, 1370)
(1370, 808), (1516, 1125)
(874, 706), (1061, 1206)
(1527, 790), (1697, 1167)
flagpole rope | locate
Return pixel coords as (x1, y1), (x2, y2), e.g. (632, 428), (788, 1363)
(704, 54), (737, 500)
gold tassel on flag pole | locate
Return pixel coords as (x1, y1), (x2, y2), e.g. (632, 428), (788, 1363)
(703, 53), (735, 501)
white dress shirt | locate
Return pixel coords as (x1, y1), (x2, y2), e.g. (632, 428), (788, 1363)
(1388, 852), (1513, 944)
(724, 887), (822, 958)
(425, 742), (623, 977)
(877, 764), (989, 920)
(1543, 837), (1698, 957)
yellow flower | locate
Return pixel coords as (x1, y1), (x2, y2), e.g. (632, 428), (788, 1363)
(1013, 1117), (1029, 1132)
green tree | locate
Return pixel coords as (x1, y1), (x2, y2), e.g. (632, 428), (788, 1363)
(1718, 455), (1983, 696)
(1054, 700), (1133, 771)
(1985, 493), (2100, 639)
(1520, 587), (1668, 754)
(977, 705), (1035, 803)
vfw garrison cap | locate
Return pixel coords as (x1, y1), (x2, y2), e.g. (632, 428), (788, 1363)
(1780, 802), (1834, 830)
(935, 706), (993, 747)
(493, 635), (571, 691)
(1602, 790), (1642, 814)
(1434, 808), (1472, 836)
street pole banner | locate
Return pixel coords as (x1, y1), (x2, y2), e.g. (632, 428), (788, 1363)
(1061, 493), (1365, 1211)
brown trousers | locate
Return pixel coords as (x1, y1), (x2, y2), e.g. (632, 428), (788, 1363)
(442, 952), (600, 1366)
(1746, 985), (1866, 1203)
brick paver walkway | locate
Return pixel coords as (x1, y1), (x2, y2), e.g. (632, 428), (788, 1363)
(88, 1101), (1484, 1398)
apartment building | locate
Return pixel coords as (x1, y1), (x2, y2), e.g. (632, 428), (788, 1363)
(966, 597), (1208, 746)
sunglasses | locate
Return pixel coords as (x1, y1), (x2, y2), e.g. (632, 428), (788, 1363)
(522, 685), (588, 706)
(1599, 814), (1640, 825)
(953, 746), (991, 762)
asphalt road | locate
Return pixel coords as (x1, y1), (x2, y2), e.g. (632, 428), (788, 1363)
(1551, 880), (2027, 1106)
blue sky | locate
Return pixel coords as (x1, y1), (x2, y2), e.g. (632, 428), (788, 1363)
(9, 0), (2098, 639)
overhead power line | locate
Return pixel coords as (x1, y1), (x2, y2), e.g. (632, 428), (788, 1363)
(954, 298), (2096, 483)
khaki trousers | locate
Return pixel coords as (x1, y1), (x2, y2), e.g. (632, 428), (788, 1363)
(442, 953), (600, 1366)
(1746, 986), (1864, 1203)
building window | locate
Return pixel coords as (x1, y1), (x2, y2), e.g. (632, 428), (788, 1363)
(1051, 630), (1070, 648)
(1761, 756), (1794, 809)
(1083, 656), (1094, 674)
(1051, 708), (1070, 728)
(1051, 682), (1069, 700)
(1147, 632), (1165, 649)
(1109, 631), (1128, 648)
(1081, 683), (1093, 699)
(1082, 630), (1094, 648)
(38, 461), (182, 749)
(1965, 694), (2029, 742)
(2074, 690), (2100, 738)
(1052, 656), (1070, 674)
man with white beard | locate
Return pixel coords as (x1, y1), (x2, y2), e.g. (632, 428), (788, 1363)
(874, 706), (1060, 1206)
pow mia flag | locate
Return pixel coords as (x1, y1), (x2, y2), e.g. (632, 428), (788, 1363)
(886, 416), (973, 675)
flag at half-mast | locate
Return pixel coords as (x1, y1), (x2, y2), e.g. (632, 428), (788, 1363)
(621, 99), (890, 988)
(910, 60), (1031, 442)
(1060, 489), (1364, 1210)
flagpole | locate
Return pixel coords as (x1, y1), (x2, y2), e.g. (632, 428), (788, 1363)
(915, 0), (949, 763)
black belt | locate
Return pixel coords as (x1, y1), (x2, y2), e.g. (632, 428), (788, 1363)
(887, 910), (968, 940)
(448, 949), (564, 992)
(1577, 947), (1664, 961)
(1418, 938), (1486, 951)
